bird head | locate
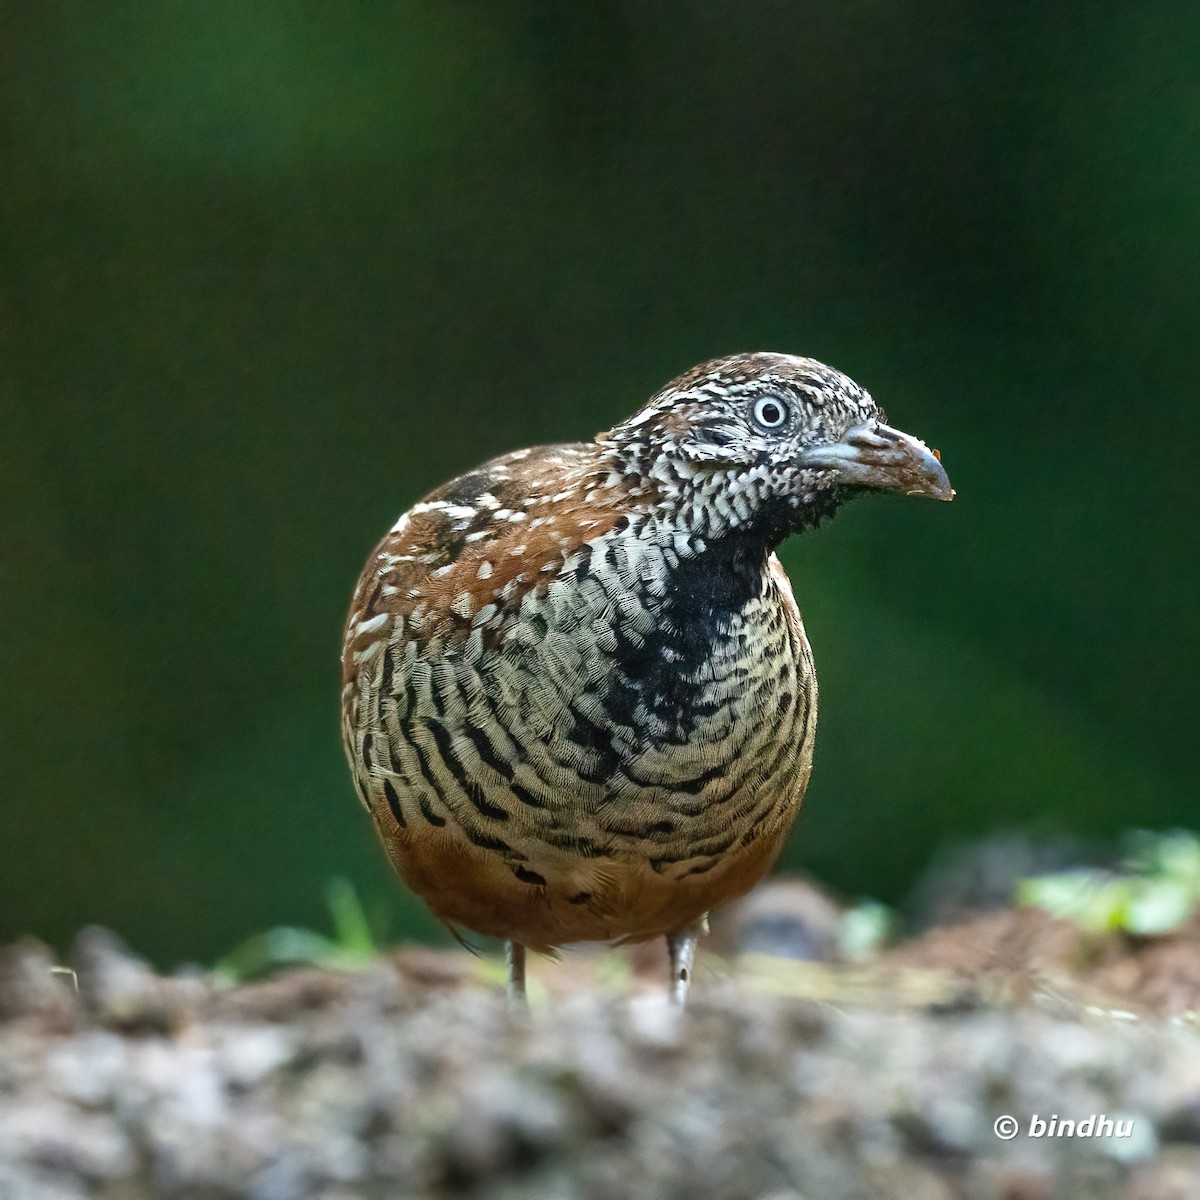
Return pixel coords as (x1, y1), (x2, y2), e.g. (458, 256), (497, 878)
(600, 352), (954, 542)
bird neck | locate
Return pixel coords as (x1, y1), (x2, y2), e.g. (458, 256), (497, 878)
(612, 509), (776, 625)
(593, 440), (844, 549)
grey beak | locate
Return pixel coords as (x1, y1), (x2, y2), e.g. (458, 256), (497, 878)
(800, 421), (955, 501)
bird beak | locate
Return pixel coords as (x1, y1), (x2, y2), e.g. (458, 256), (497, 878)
(800, 421), (955, 501)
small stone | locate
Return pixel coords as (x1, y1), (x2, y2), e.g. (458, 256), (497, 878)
(1097, 1111), (1158, 1163)
(45, 1030), (127, 1106)
(1158, 1097), (1200, 1144)
(0, 1100), (134, 1179)
(71, 927), (176, 1031)
(625, 994), (683, 1049)
(217, 1024), (296, 1089)
(0, 939), (79, 1027)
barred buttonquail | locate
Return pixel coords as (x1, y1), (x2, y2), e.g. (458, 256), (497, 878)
(341, 353), (953, 1003)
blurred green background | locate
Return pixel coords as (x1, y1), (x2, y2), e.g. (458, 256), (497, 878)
(2, 2), (1196, 966)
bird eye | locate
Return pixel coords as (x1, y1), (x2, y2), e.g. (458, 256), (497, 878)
(752, 397), (788, 429)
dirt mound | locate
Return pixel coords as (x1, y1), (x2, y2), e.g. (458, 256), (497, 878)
(2, 919), (1200, 1199)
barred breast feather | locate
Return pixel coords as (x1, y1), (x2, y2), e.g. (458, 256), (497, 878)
(341, 444), (817, 948)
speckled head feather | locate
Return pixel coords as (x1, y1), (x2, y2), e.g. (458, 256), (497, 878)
(599, 352), (891, 540)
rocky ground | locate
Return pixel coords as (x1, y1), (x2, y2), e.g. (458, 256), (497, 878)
(4, 900), (1200, 1200)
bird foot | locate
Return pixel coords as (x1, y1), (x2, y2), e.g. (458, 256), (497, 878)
(666, 916), (708, 1006)
(506, 941), (528, 1009)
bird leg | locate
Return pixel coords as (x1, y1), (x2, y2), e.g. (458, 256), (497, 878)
(506, 941), (528, 1008)
(666, 917), (708, 1006)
